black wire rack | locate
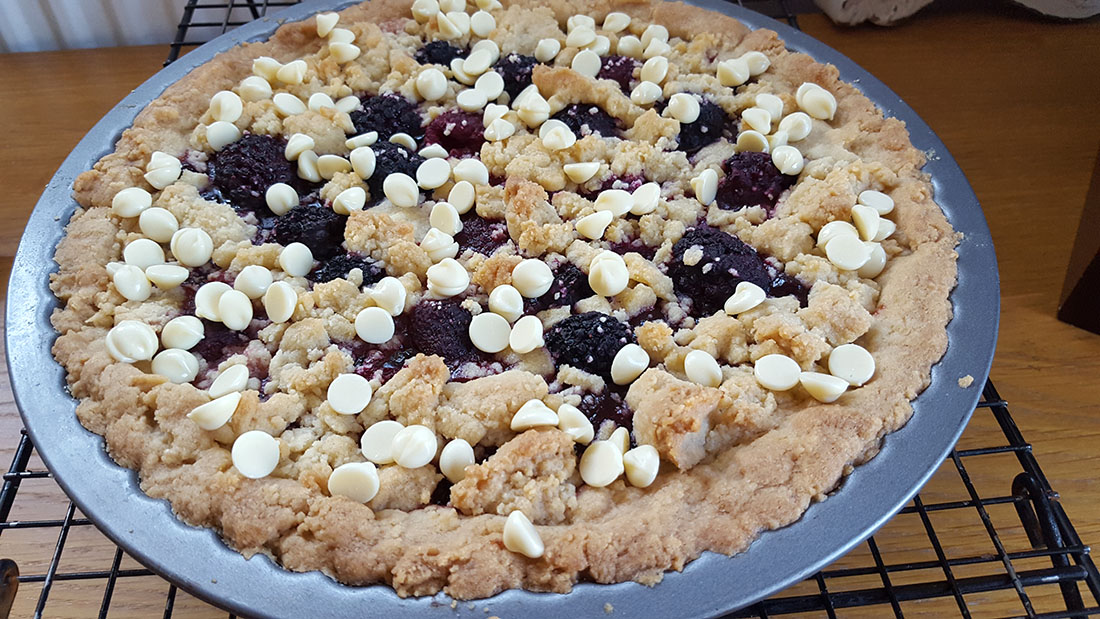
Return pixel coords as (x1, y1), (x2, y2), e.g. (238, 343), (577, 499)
(2, 1), (1097, 618)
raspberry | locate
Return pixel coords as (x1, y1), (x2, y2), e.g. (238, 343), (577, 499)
(667, 225), (775, 316)
(423, 109), (485, 158)
(350, 93), (424, 140)
(415, 41), (467, 66)
(597, 55), (638, 93)
(453, 214), (510, 256)
(273, 204), (346, 259)
(410, 300), (475, 364)
(368, 141), (426, 199)
(551, 103), (620, 138)
(208, 134), (296, 211)
(492, 53), (537, 99)
(544, 312), (635, 379)
(716, 151), (797, 212)
(676, 96), (730, 154)
(308, 253), (385, 284)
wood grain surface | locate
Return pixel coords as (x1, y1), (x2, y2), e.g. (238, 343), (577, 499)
(0, 4), (1097, 617)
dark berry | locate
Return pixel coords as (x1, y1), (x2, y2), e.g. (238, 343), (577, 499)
(716, 151), (797, 212)
(597, 55), (639, 93)
(410, 300), (475, 364)
(423, 109), (485, 158)
(676, 97), (730, 154)
(544, 312), (635, 379)
(355, 347), (418, 385)
(608, 239), (657, 261)
(273, 204), (346, 259)
(453, 214), (510, 256)
(350, 93), (424, 140)
(191, 319), (250, 366)
(667, 226), (774, 316)
(208, 134), (295, 211)
(308, 253), (385, 284)
(525, 262), (593, 313)
(368, 141), (426, 199)
(551, 103), (620, 138)
(430, 478), (453, 506)
(493, 53), (537, 99)
(600, 174), (645, 193)
(769, 273), (810, 307)
(577, 386), (634, 432)
(415, 41), (467, 66)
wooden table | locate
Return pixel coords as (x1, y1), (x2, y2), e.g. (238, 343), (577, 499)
(1, 4), (1098, 617)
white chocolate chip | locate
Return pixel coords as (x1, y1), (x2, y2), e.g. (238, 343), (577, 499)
(858, 190), (895, 215)
(515, 91), (550, 127)
(361, 420), (405, 464)
(411, 0), (440, 21)
(429, 202), (463, 237)
(318, 154), (352, 180)
(413, 159), (449, 191)
(439, 11), (471, 39)
(735, 130), (770, 153)
(426, 258), (470, 297)
(145, 264), (188, 290)
(608, 426), (630, 454)
(252, 56), (282, 81)
(566, 26), (596, 49)
(238, 75), (272, 102)
(336, 95), (361, 115)
(111, 187), (152, 218)
(415, 68), (448, 101)
(873, 218), (896, 242)
(470, 310), (511, 353)
(449, 180), (476, 214)
(563, 162), (600, 184)
(640, 56), (669, 84)
(333, 186), (367, 215)
(556, 403), (593, 444)
(231, 431), (280, 479)
(209, 364), (249, 398)
(511, 259), (553, 298)
(717, 57), (750, 87)
(579, 441), (624, 487)
(666, 92), (700, 123)
(567, 14), (595, 32)
(209, 90), (243, 123)
(684, 349), (723, 387)
(474, 70), (505, 100)
(368, 276), (408, 316)
(588, 251), (629, 297)
(316, 12), (339, 37)
(272, 92), (307, 116)
(603, 12), (631, 32)
(453, 159), (490, 185)
(575, 210), (614, 240)
(105, 320), (158, 363)
(828, 343), (876, 387)
(595, 189), (632, 217)
(484, 117), (516, 141)
(112, 265), (151, 302)
(800, 371), (849, 403)
(383, 173), (420, 208)
(617, 35), (643, 59)
(571, 49), (602, 78)
(611, 343), (649, 385)
(741, 51), (771, 76)
(510, 399), (558, 431)
(741, 107), (772, 134)
(817, 220), (859, 248)
(641, 24), (669, 47)
(187, 392), (241, 431)
(631, 182), (661, 215)
(767, 130), (789, 151)
(151, 349), (198, 384)
(858, 242), (887, 278)
(390, 134), (419, 151)
(161, 315), (203, 350)
(503, 511), (544, 558)
(825, 234), (871, 271)
(691, 169), (719, 206)
(439, 438), (475, 483)
(308, 92), (335, 112)
(778, 111), (813, 142)
(279, 242), (314, 277)
(328, 462), (379, 503)
(589, 34), (612, 56)
(755, 93), (784, 119)
(144, 152), (181, 189)
(355, 306), (396, 344)
(851, 204), (881, 241)
(476, 0), (502, 10)
(297, 150), (322, 182)
(285, 134), (315, 161)
(327, 373), (373, 415)
(217, 289), (253, 331)
(206, 121), (241, 151)
(488, 284), (523, 322)
(463, 48), (493, 76)
(275, 59), (307, 84)
(534, 38), (561, 63)
(542, 125), (577, 150)
(263, 281), (298, 323)
(421, 228), (460, 262)
(456, 88), (488, 113)
(754, 354), (801, 391)
(419, 143), (449, 159)
(771, 144), (805, 176)
(233, 265), (272, 299)
(623, 444), (659, 488)
(723, 281), (766, 315)
(470, 10), (496, 37)
(391, 425), (438, 469)
(796, 83), (837, 120)
(123, 238), (165, 269)
(630, 81), (663, 106)
(329, 42), (361, 64)
(508, 314), (544, 354)
(450, 57), (476, 86)
(350, 146), (376, 180)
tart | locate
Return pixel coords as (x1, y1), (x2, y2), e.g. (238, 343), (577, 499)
(49, 0), (958, 600)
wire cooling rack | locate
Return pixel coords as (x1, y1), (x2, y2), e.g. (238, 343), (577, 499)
(2, 1), (1097, 618)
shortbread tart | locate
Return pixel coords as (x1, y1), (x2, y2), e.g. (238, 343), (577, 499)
(50, 0), (958, 599)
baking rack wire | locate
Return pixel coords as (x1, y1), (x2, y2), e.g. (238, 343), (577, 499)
(2, 1), (1099, 617)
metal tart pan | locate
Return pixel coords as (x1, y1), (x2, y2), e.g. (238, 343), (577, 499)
(7, 1), (999, 616)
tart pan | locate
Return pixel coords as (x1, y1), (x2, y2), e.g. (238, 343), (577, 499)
(6, 1), (999, 616)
